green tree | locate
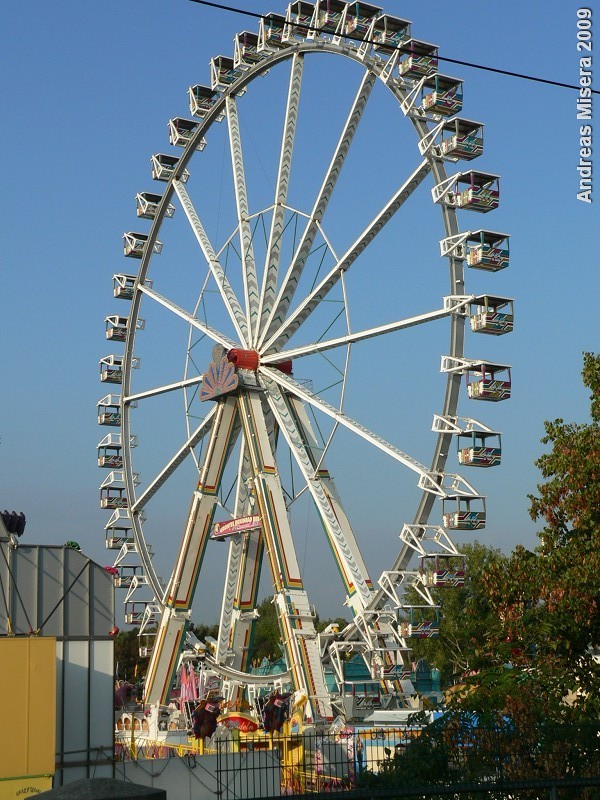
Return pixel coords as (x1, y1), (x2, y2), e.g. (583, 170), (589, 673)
(114, 627), (149, 683)
(247, 595), (283, 663)
(461, 353), (600, 722)
(408, 542), (506, 686)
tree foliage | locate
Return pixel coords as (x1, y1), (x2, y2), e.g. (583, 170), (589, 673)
(459, 353), (600, 722)
(408, 542), (505, 685)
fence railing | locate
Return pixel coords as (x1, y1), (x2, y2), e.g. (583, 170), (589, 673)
(214, 722), (600, 800)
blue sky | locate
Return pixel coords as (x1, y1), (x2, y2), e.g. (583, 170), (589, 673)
(1, 1), (598, 625)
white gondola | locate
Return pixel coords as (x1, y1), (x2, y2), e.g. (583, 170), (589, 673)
(442, 494), (486, 530)
(125, 601), (158, 626)
(258, 12), (288, 50)
(151, 153), (189, 183)
(135, 192), (175, 220)
(456, 430), (502, 468)
(100, 355), (123, 384)
(234, 31), (263, 68)
(104, 509), (134, 550)
(123, 232), (163, 259)
(466, 230), (510, 271)
(100, 471), (129, 510)
(105, 316), (127, 342)
(100, 354), (140, 384)
(105, 315), (145, 342)
(440, 119), (484, 160)
(456, 172), (500, 212)
(284, 2), (316, 42)
(315, 0), (347, 34)
(469, 295), (514, 335)
(466, 362), (511, 402)
(168, 118), (206, 151)
(398, 40), (438, 79)
(113, 273), (146, 300)
(97, 394), (122, 426)
(421, 75), (463, 117)
(345, 2), (382, 37)
(399, 606), (441, 638)
(97, 433), (123, 469)
(372, 13), (411, 53)
(210, 56), (243, 91)
(420, 554), (466, 588)
(188, 84), (222, 120)
(115, 564), (145, 590)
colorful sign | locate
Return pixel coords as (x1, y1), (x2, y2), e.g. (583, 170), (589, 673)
(211, 515), (262, 540)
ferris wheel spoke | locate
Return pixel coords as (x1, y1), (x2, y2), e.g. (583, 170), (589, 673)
(124, 374), (205, 404)
(173, 180), (249, 345)
(263, 376), (374, 615)
(258, 70), (377, 348)
(138, 282), (238, 350)
(258, 53), (304, 337)
(226, 96), (260, 343)
(261, 297), (473, 364)
(130, 405), (218, 515)
(261, 366), (445, 496)
(263, 159), (431, 354)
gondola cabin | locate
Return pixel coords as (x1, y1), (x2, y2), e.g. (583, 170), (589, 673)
(234, 31), (262, 68)
(421, 75), (463, 116)
(115, 564), (144, 590)
(457, 430), (502, 467)
(400, 607), (441, 638)
(345, 3), (382, 36)
(420, 554), (466, 588)
(398, 40), (438, 79)
(316, 0), (347, 34)
(372, 14), (411, 53)
(97, 434), (123, 469)
(125, 602), (153, 626)
(284, 2), (316, 41)
(135, 192), (175, 220)
(105, 510), (134, 550)
(123, 232), (163, 259)
(466, 230), (510, 271)
(442, 495), (486, 530)
(466, 362), (511, 401)
(455, 172), (500, 212)
(258, 13), (287, 50)
(188, 85), (222, 119)
(105, 316), (128, 342)
(439, 119), (484, 160)
(210, 56), (243, 91)
(113, 273), (152, 300)
(100, 472), (129, 510)
(168, 118), (206, 151)
(470, 295), (514, 335)
(151, 153), (189, 183)
(97, 395), (122, 427)
(100, 354), (139, 385)
(105, 315), (145, 342)
(100, 355), (123, 384)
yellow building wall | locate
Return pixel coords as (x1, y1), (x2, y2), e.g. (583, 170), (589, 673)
(0, 637), (56, 795)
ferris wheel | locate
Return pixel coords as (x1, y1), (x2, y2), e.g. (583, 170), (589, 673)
(97, 1), (513, 725)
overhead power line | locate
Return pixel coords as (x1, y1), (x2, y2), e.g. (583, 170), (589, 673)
(189, 0), (599, 95)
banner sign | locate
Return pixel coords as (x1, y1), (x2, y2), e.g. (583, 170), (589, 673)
(211, 515), (262, 540)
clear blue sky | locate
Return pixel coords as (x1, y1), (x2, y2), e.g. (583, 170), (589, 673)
(1, 1), (598, 625)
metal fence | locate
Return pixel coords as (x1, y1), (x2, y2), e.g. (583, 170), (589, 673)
(214, 722), (600, 800)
